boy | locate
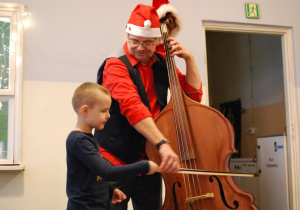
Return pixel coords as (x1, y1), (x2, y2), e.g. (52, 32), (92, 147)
(66, 82), (159, 210)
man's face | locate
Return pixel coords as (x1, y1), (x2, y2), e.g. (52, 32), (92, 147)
(127, 34), (158, 65)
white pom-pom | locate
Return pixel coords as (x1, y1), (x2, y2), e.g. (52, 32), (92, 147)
(144, 20), (151, 28)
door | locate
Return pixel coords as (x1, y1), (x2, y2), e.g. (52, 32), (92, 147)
(203, 21), (298, 209)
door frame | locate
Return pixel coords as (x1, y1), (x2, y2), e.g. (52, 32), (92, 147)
(203, 20), (299, 210)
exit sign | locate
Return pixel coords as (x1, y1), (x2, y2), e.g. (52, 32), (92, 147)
(245, 3), (260, 19)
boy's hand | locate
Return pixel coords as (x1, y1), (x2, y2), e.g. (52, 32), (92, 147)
(147, 160), (160, 175)
(111, 188), (126, 204)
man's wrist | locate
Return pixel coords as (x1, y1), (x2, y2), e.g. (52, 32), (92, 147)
(156, 138), (170, 150)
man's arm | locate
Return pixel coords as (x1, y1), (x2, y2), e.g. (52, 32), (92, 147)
(133, 117), (180, 173)
(184, 55), (201, 90)
(103, 58), (180, 173)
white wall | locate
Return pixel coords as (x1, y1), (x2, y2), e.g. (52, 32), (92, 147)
(0, 0), (299, 209)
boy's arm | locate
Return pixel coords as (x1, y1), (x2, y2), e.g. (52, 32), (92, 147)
(73, 136), (150, 180)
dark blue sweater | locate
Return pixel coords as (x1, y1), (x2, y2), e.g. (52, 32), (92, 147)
(66, 131), (149, 210)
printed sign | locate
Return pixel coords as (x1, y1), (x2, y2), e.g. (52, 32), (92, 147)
(245, 3), (260, 19)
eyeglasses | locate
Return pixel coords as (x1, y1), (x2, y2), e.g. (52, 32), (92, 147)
(128, 38), (157, 48)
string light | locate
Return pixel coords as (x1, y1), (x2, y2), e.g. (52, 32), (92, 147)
(0, 6), (30, 90)
(22, 10), (31, 28)
(11, 32), (17, 42)
(16, 57), (22, 66)
(0, 17), (10, 90)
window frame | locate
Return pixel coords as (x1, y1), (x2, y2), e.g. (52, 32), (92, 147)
(0, 3), (24, 167)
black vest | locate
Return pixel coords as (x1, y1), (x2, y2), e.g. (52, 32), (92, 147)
(94, 52), (169, 164)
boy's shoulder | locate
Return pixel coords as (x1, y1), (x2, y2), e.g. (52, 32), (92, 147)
(67, 130), (93, 138)
(66, 131), (93, 146)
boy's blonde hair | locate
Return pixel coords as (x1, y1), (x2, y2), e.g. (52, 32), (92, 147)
(72, 82), (110, 113)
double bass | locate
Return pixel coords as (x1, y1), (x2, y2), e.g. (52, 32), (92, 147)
(146, 12), (258, 210)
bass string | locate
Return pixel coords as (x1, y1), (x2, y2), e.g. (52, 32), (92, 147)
(161, 27), (191, 199)
(161, 23), (207, 209)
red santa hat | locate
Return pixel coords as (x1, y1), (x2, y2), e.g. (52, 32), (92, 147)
(126, 4), (162, 38)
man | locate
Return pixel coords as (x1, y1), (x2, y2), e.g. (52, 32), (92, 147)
(95, 4), (203, 210)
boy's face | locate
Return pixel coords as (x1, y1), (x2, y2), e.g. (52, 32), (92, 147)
(85, 94), (111, 130)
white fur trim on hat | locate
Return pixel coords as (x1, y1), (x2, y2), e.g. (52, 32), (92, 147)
(126, 23), (161, 38)
(156, 4), (182, 37)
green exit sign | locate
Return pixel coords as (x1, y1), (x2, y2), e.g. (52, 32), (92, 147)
(245, 3), (260, 19)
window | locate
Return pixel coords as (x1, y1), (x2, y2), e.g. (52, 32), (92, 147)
(0, 3), (25, 167)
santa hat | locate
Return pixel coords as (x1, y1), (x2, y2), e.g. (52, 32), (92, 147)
(156, 4), (182, 37)
(126, 4), (162, 38)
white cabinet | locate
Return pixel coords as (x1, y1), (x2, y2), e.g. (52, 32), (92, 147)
(257, 135), (289, 210)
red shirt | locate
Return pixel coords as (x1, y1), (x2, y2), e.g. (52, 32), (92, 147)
(101, 43), (203, 165)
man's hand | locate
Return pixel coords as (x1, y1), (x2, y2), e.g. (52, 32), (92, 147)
(111, 188), (126, 204)
(167, 37), (201, 90)
(167, 37), (192, 60)
(159, 144), (180, 173)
